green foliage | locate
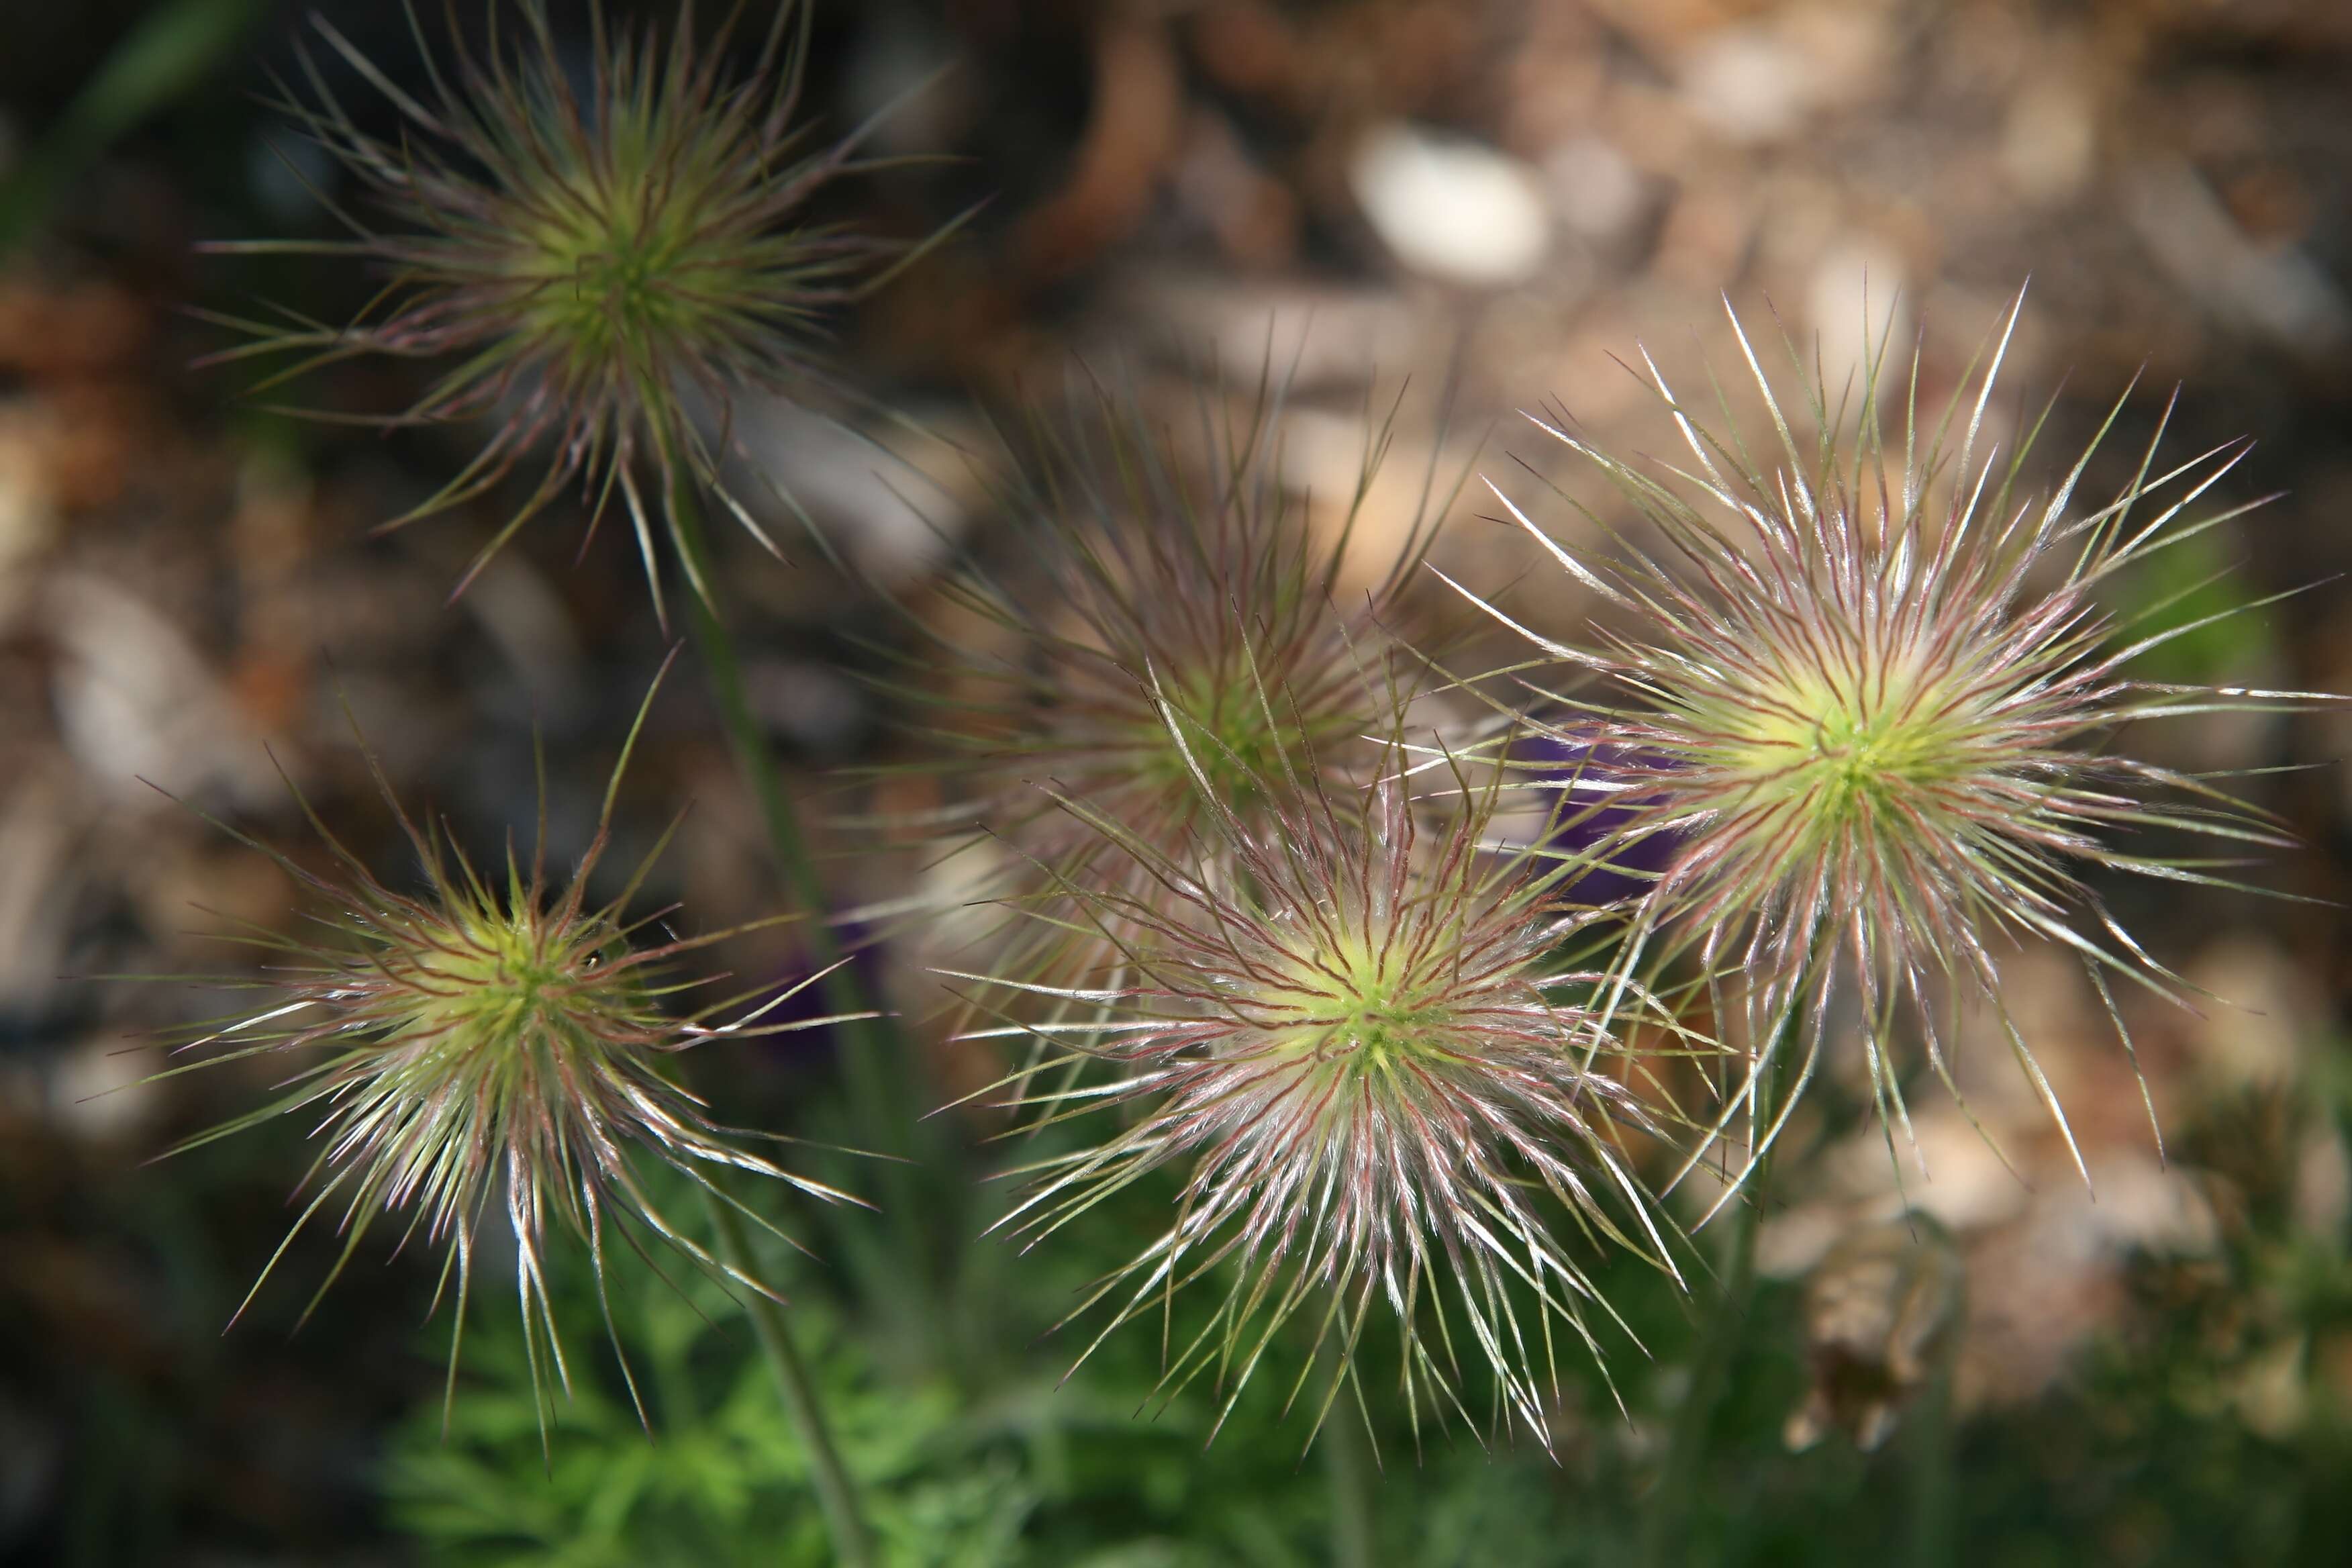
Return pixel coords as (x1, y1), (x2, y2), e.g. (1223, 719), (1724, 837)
(381, 1103), (2352, 1567)
(383, 1152), (1661, 1567)
(384, 1263), (1033, 1568)
(0, 0), (266, 247)
(2110, 522), (2283, 687)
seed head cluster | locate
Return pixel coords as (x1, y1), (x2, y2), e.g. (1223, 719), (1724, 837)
(191, 1), (2333, 1463)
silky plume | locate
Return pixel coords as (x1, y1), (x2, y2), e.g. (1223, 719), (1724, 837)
(203, 0), (964, 620)
(1453, 291), (2334, 1207)
(944, 723), (1698, 1452)
(148, 663), (872, 1442)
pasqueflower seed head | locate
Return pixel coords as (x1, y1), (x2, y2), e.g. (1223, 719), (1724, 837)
(895, 371), (1458, 1008)
(158, 667), (867, 1438)
(1465, 291), (2329, 1192)
(952, 730), (1686, 1451)
(207, 0), (954, 620)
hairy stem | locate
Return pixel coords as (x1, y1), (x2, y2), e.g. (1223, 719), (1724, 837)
(1640, 959), (1817, 1567)
(1317, 1329), (1378, 1568)
(703, 1189), (876, 1568)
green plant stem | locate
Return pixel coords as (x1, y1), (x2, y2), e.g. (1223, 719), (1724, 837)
(666, 485), (907, 1155)
(1906, 1328), (1960, 1568)
(1317, 1331), (1377, 1568)
(1640, 1128), (1770, 1567)
(1640, 957), (1817, 1568)
(663, 479), (973, 1401)
(704, 1188), (877, 1568)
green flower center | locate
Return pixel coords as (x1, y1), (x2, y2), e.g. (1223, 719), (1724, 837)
(401, 905), (635, 1066)
(1136, 663), (1349, 810)
(498, 89), (750, 376)
(1264, 938), (1453, 1076)
(1720, 658), (1973, 828)
(1816, 698), (1926, 796)
(523, 188), (703, 364)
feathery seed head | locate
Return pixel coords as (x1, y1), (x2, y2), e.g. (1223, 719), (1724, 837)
(210, 0), (950, 617)
(164, 669), (865, 1435)
(963, 736), (1683, 1450)
(1473, 291), (2327, 1187)
(903, 373), (1453, 997)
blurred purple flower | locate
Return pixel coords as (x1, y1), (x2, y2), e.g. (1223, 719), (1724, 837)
(1510, 727), (1683, 909)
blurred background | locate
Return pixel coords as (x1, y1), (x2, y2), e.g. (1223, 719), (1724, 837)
(3, 0), (2351, 1563)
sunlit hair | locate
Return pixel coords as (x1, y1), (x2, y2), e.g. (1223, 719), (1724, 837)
(204, 0), (959, 619)
(156, 662), (867, 1442)
(1459, 291), (2326, 1202)
(949, 730), (1690, 1451)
